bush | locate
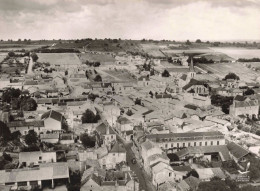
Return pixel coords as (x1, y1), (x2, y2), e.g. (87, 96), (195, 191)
(80, 133), (95, 148)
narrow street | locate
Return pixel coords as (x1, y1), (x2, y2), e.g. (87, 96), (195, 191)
(100, 112), (156, 191)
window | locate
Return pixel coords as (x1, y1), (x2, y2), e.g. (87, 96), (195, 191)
(39, 156), (42, 160)
(171, 143), (173, 148)
(111, 135), (113, 138)
(165, 144), (168, 148)
(211, 141), (213, 145)
(177, 143), (179, 148)
(183, 143), (185, 147)
(199, 142), (202, 146)
(169, 173), (172, 177)
(188, 143), (191, 147)
(194, 142), (196, 146)
(205, 142), (207, 146)
(217, 141), (219, 145)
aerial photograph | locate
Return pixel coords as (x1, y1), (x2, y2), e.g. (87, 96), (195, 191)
(0, 0), (260, 191)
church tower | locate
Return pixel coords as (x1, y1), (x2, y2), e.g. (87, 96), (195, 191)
(188, 57), (196, 79)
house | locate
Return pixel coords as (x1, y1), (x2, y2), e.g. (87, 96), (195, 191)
(151, 161), (175, 188)
(99, 142), (126, 169)
(0, 163), (69, 189)
(7, 121), (44, 135)
(137, 75), (150, 87)
(41, 110), (64, 132)
(229, 96), (259, 118)
(140, 140), (163, 166)
(195, 168), (226, 182)
(183, 93), (211, 107)
(177, 176), (200, 191)
(146, 131), (225, 153)
(81, 171), (139, 191)
(95, 123), (116, 146)
(227, 142), (250, 163)
(115, 116), (134, 141)
(19, 151), (56, 167)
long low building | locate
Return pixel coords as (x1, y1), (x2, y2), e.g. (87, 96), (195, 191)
(146, 131), (225, 152)
(0, 163), (69, 189)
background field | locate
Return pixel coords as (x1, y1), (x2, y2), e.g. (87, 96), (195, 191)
(198, 62), (260, 82)
(79, 53), (115, 63)
(37, 53), (81, 66)
(140, 43), (166, 57)
(210, 48), (260, 59)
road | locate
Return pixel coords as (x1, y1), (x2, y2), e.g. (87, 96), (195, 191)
(27, 56), (34, 75)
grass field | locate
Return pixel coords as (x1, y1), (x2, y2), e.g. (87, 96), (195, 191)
(104, 69), (136, 81)
(0, 43), (46, 51)
(79, 53), (115, 63)
(197, 62), (260, 82)
(140, 43), (166, 57)
(37, 53), (81, 66)
(210, 48), (260, 59)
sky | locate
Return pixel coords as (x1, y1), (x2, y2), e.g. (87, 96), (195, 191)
(0, 0), (260, 41)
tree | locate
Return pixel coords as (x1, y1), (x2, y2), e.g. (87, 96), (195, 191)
(31, 53), (39, 62)
(126, 109), (133, 116)
(80, 133), (95, 148)
(196, 39), (202, 43)
(81, 109), (99, 123)
(0, 121), (11, 141)
(162, 69), (170, 77)
(94, 75), (102, 82)
(25, 130), (38, 145)
(150, 68), (155, 76)
(8, 51), (15, 57)
(88, 93), (99, 102)
(244, 88), (254, 96)
(2, 88), (21, 103)
(65, 70), (68, 75)
(20, 97), (37, 111)
(135, 98), (141, 105)
(186, 40), (191, 45)
(224, 73), (240, 80)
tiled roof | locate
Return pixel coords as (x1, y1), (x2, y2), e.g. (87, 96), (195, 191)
(109, 142), (126, 153)
(227, 142), (249, 160)
(234, 95), (247, 101)
(41, 110), (63, 122)
(172, 165), (192, 172)
(40, 133), (59, 139)
(146, 131), (224, 142)
(184, 176), (200, 188)
(116, 116), (131, 124)
(233, 100), (258, 108)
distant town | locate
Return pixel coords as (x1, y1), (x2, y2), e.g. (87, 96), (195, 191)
(1, 38), (260, 191)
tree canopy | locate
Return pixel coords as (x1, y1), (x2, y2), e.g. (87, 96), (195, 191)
(94, 75), (102, 82)
(162, 69), (170, 77)
(224, 73), (240, 80)
(80, 133), (96, 148)
(31, 53), (39, 62)
(2, 88), (21, 103)
(244, 88), (254, 96)
(12, 97), (37, 111)
(0, 121), (11, 141)
(81, 109), (100, 123)
(25, 130), (38, 145)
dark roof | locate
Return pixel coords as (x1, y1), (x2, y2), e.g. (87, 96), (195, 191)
(172, 165), (192, 172)
(227, 142), (249, 160)
(7, 121), (44, 128)
(183, 79), (206, 90)
(90, 174), (102, 186)
(110, 142), (126, 153)
(234, 95), (247, 102)
(184, 104), (198, 110)
(24, 80), (38, 85)
(155, 94), (172, 99)
(41, 110), (63, 122)
(116, 116), (131, 124)
(184, 176), (200, 188)
(95, 123), (114, 135)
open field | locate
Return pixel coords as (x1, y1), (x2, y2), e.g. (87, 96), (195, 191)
(196, 52), (235, 62)
(79, 53), (115, 63)
(161, 48), (213, 56)
(197, 62), (260, 82)
(0, 53), (7, 62)
(103, 69), (136, 81)
(210, 47), (260, 59)
(140, 43), (166, 57)
(0, 43), (46, 51)
(37, 53), (81, 66)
